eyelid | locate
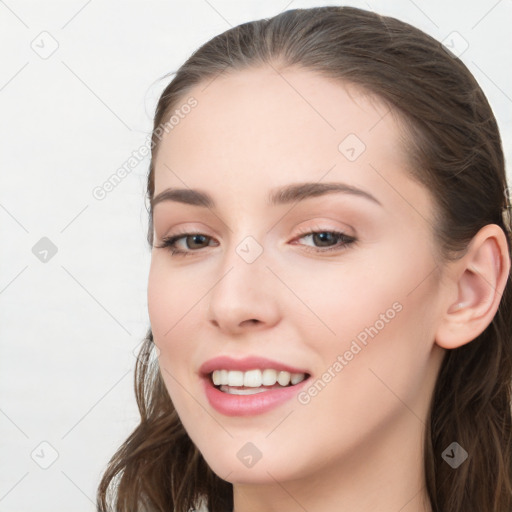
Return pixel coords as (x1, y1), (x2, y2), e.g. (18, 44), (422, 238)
(156, 222), (350, 245)
(293, 221), (354, 238)
(155, 225), (356, 257)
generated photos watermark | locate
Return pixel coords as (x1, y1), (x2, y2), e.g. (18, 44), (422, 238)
(297, 301), (403, 405)
(92, 96), (198, 201)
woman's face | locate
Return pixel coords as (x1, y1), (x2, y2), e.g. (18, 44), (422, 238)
(148, 66), (447, 486)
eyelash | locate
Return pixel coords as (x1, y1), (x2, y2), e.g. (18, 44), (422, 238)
(155, 227), (356, 257)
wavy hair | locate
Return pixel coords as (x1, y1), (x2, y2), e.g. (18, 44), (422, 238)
(97, 6), (512, 512)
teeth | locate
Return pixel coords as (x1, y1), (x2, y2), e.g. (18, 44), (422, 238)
(211, 369), (307, 387)
(244, 369), (262, 387)
(291, 373), (306, 385)
(227, 370), (244, 387)
(262, 369), (277, 385)
(219, 386), (269, 395)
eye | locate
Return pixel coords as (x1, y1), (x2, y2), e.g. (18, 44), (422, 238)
(154, 231), (217, 257)
(292, 228), (356, 254)
(154, 228), (356, 257)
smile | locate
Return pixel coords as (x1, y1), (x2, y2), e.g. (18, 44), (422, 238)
(203, 369), (311, 416)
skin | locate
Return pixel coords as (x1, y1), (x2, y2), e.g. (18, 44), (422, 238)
(147, 65), (510, 512)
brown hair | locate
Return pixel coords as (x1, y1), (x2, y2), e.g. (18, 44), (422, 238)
(97, 6), (512, 512)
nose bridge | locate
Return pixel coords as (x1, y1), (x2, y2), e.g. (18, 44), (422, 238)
(217, 217), (270, 283)
(207, 232), (280, 330)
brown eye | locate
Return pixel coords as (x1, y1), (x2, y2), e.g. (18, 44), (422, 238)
(293, 230), (356, 253)
(155, 232), (217, 256)
(311, 232), (338, 247)
(182, 234), (210, 250)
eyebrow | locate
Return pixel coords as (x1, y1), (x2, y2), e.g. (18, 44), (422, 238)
(151, 181), (382, 210)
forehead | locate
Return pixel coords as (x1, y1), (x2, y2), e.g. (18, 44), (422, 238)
(152, 65), (430, 221)
(157, 65), (402, 161)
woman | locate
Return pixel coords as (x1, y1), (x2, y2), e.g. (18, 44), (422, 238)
(97, 6), (512, 512)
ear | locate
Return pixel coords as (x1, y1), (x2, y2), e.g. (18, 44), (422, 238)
(435, 224), (510, 349)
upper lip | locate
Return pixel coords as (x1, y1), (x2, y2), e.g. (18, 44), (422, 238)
(199, 355), (310, 377)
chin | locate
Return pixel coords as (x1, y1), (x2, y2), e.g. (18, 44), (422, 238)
(198, 444), (308, 486)
(208, 462), (288, 485)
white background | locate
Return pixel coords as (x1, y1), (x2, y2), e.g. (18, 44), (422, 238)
(1, 1), (511, 510)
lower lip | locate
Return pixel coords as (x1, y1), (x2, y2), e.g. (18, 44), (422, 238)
(202, 375), (311, 416)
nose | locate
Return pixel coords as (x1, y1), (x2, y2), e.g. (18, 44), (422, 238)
(207, 243), (282, 334)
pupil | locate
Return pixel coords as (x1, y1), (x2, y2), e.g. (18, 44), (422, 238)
(189, 234), (207, 248)
(314, 232), (334, 246)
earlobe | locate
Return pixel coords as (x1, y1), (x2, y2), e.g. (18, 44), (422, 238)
(435, 224), (510, 350)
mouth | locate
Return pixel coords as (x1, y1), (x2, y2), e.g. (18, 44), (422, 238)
(199, 356), (313, 415)
(208, 368), (312, 395)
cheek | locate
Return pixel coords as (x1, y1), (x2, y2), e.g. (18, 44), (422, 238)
(289, 243), (439, 387)
(326, 261), (440, 417)
(274, 254), (403, 344)
(147, 264), (173, 341)
(147, 258), (203, 340)
(147, 261), (196, 385)
(147, 264), (201, 419)
(285, 272), (439, 467)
